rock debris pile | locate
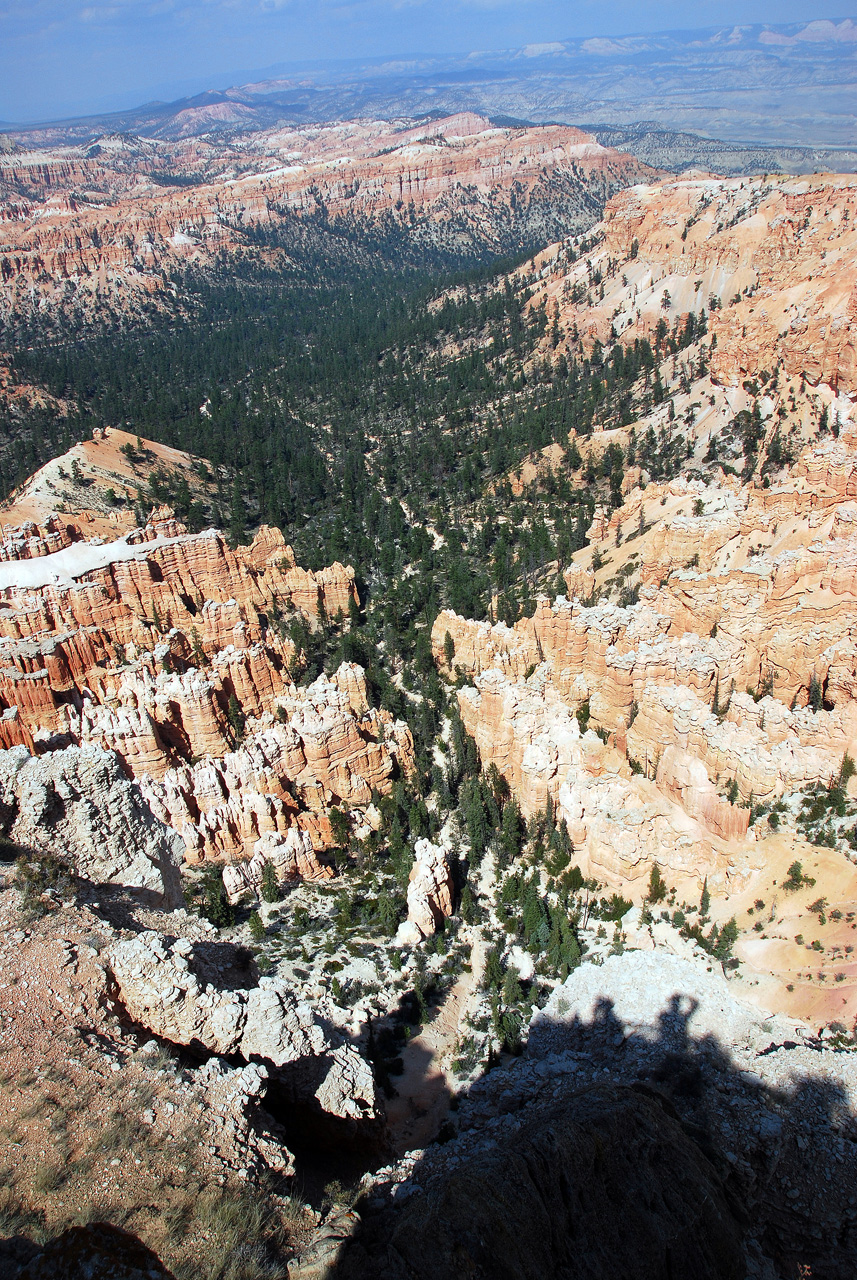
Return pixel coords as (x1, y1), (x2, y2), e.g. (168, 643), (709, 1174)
(110, 930), (380, 1127)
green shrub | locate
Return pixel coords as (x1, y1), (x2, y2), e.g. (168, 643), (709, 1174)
(783, 860), (815, 892)
(199, 864), (235, 928)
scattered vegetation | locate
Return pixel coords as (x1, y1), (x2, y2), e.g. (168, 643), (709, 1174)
(13, 852), (74, 917)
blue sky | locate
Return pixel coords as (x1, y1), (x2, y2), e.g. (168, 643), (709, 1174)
(2, 2), (856, 124)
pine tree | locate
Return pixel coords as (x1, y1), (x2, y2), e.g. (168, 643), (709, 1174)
(260, 861), (280, 904)
(699, 877), (710, 920)
(229, 475), (247, 549)
(190, 626), (205, 665)
(329, 806), (350, 847)
(201, 864), (234, 929)
(459, 883), (477, 924)
(502, 966), (523, 1008)
(647, 861), (667, 904)
(463, 780), (488, 856)
(522, 884), (546, 948)
(714, 917), (739, 961)
(379, 893), (400, 936)
(484, 947), (503, 992)
(499, 797), (523, 867)
(227, 693), (245, 742)
(544, 795), (555, 840)
(249, 910), (265, 942)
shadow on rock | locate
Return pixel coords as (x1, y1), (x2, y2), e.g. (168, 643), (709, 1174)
(305, 974), (857, 1280)
(12, 1223), (176, 1280)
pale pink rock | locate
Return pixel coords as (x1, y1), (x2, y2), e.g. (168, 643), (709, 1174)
(403, 839), (455, 940)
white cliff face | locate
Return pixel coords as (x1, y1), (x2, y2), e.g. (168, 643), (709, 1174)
(109, 931), (379, 1124)
(0, 743), (184, 907)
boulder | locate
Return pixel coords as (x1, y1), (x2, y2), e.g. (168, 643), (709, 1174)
(0, 743), (184, 906)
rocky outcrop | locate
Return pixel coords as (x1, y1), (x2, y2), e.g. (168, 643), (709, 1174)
(0, 743), (184, 906)
(222, 829), (333, 904)
(446, 667), (760, 891)
(527, 172), (857, 396)
(655, 745), (749, 841)
(136, 669), (413, 865)
(333, 939), (857, 1280)
(109, 931), (380, 1126)
(0, 515), (80, 561)
(396, 839), (455, 943)
(0, 517), (355, 656)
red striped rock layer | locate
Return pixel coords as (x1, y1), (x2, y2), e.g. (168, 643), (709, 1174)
(0, 515), (357, 745)
(0, 504), (413, 871)
(0, 516), (79, 561)
(0, 521), (354, 645)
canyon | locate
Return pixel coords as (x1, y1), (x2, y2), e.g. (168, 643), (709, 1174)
(0, 113), (652, 332)
(430, 171), (857, 1026)
(6, 132), (857, 1279)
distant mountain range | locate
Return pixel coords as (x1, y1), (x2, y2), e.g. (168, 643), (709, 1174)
(3, 18), (857, 169)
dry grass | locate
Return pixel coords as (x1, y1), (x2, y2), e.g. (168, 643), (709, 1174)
(0, 1034), (307, 1278)
(322, 1178), (361, 1211)
(1, 1155), (302, 1279)
(167, 1184), (294, 1280)
(31, 1164), (64, 1195)
(0, 1188), (50, 1246)
(98, 1105), (141, 1153)
(132, 1042), (179, 1073)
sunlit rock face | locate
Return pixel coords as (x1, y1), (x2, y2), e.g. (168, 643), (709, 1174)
(525, 172), (857, 395)
(432, 416), (857, 896)
(0, 742), (185, 906)
(0, 438), (412, 874)
(395, 839), (455, 944)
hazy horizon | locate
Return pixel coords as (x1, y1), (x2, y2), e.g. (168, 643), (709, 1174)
(3, 3), (857, 125)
